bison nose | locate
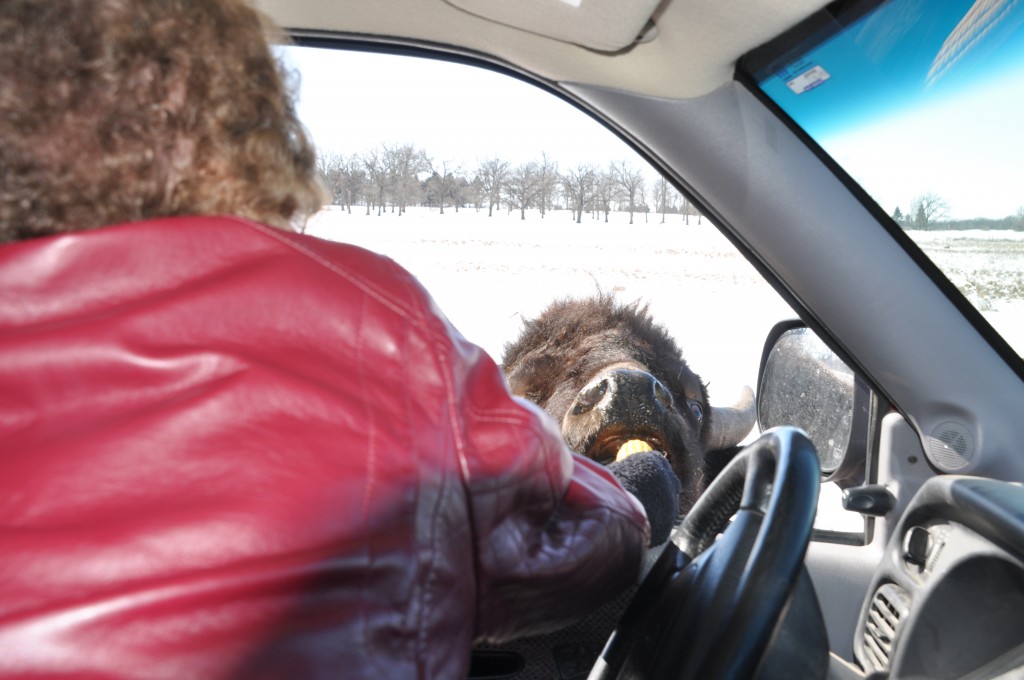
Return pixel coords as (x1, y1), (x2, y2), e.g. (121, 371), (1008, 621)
(571, 369), (674, 417)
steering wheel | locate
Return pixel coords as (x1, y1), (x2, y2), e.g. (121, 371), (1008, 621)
(590, 426), (821, 680)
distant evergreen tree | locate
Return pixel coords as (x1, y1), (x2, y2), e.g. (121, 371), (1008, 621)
(892, 206), (904, 224)
(914, 203), (928, 229)
(910, 192), (948, 230)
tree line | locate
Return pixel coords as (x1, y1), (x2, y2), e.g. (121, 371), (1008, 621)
(316, 144), (703, 224)
(892, 192), (1024, 231)
(320, 147), (1024, 231)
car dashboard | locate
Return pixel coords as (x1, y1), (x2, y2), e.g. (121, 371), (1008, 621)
(848, 477), (1024, 679)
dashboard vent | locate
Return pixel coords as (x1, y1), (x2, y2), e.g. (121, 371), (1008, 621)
(861, 583), (910, 672)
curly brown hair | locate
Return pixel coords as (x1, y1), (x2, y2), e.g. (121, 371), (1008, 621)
(0, 0), (325, 242)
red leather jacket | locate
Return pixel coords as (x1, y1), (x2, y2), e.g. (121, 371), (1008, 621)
(0, 216), (649, 679)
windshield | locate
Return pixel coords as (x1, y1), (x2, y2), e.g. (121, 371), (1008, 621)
(746, 0), (1024, 361)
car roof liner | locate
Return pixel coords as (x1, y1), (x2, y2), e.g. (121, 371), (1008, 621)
(441, 0), (662, 52)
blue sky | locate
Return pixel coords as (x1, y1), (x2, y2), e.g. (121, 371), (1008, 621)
(757, 0), (1024, 219)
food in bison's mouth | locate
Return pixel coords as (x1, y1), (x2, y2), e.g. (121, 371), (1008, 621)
(585, 429), (668, 465)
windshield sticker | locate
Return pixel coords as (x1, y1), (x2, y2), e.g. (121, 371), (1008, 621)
(786, 65), (831, 95)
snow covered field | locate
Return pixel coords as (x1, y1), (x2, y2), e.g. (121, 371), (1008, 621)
(910, 230), (1024, 342)
(310, 207), (1024, 401)
(309, 204), (1024, 411)
(308, 206), (794, 410)
(308, 206), (1023, 531)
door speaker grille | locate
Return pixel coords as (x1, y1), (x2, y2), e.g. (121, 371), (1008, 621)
(928, 421), (976, 471)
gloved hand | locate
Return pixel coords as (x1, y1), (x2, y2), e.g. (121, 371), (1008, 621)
(607, 451), (681, 546)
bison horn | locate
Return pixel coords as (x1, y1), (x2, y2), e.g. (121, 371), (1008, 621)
(707, 385), (757, 450)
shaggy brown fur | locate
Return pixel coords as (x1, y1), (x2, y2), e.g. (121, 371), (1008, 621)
(503, 295), (710, 419)
(0, 0), (325, 242)
(502, 294), (718, 510)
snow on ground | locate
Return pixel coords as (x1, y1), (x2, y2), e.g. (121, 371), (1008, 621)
(307, 206), (1022, 532)
(909, 230), (1024, 345)
(308, 206), (1024, 407)
(907, 229), (1024, 242)
(307, 206), (794, 411)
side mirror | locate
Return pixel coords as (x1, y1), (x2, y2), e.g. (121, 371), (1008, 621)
(757, 321), (873, 484)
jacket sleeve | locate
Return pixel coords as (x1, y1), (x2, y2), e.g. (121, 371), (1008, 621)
(436, 320), (651, 643)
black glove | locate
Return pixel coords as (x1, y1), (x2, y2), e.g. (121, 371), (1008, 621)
(607, 451), (681, 546)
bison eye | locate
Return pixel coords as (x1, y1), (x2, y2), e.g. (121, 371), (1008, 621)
(687, 400), (704, 423)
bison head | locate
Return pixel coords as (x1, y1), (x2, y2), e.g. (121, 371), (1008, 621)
(501, 294), (756, 511)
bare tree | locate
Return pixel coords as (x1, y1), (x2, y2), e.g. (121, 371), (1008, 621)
(467, 176), (485, 211)
(594, 171), (620, 223)
(910, 192), (950, 229)
(426, 159), (462, 215)
(362, 147), (387, 216)
(345, 161), (367, 213)
(317, 152), (366, 214)
(384, 144), (430, 215)
(561, 163), (596, 224)
(316, 152), (342, 206)
(451, 175), (472, 212)
(611, 161), (644, 225)
(535, 152), (559, 218)
(504, 162), (541, 220)
(477, 158), (510, 217)
(681, 195), (702, 225)
(652, 176), (669, 224)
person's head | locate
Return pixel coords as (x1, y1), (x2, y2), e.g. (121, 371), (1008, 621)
(0, 0), (325, 243)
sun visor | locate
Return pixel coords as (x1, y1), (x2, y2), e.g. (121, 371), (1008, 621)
(442, 0), (662, 52)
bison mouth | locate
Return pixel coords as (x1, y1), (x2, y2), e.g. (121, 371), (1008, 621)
(583, 426), (670, 466)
